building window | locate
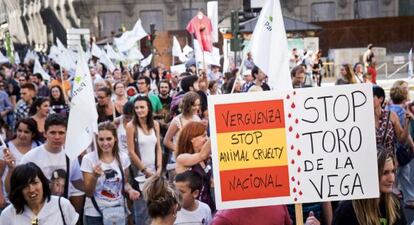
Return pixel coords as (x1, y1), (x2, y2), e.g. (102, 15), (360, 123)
(180, 8), (198, 29)
(140, 10), (164, 32)
(355, 0), (379, 18)
(399, 0), (414, 16)
(311, 2), (336, 22)
(98, 11), (121, 38)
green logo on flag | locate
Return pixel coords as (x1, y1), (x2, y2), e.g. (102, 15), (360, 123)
(268, 16), (273, 23)
(264, 16), (273, 31)
(75, 76), (82, 84)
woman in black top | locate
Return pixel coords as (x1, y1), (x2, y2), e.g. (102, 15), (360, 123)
(49, 85), (68, 116)
(333, 149), (406, 225)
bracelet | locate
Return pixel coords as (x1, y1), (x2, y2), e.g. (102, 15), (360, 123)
(141, 167), (147, 173)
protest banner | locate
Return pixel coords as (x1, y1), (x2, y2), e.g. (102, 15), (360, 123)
(208, 84), (379, 210)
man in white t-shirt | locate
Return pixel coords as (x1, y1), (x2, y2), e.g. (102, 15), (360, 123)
(174, 171), (212, 225)
(18, 114), (85, 214)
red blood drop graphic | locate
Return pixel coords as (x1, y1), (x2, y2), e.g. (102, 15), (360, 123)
(297, 181), (300, 185)
(289, 126), (293, 132)
(291, 176), (295, 182)
(291, 159), (295, 164)
(297, 150), (301, 156)
(294, 197), (298, 201)
(293, 91), (296, 95)
(299, 191), (303, 195)
(298, 167), (301, 173)
(286, 94), (290, 99)
(295, 118), (299, 124)
(296, 133), (300, 139)
(293, 188), (297, 193)
(290, 145), (294, 150)
(288, 113), (292, 118)
(291, 102), (296, 108)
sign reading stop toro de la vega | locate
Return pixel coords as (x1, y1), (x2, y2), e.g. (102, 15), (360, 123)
(208, 84), (379, 210)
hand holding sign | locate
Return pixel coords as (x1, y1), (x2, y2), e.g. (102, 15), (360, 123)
(208, 84), (378, 209)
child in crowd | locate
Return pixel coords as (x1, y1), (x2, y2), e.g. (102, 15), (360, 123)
(174, 171), (212, 225)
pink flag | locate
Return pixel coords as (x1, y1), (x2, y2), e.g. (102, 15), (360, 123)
(186, 13), (213, 52)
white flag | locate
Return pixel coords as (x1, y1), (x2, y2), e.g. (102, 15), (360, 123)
(172, 36), (188, 63)
(65, 48), (98, 160)
(100, 51), (116, 73)
(409, 48), (413, 79)
(33, 58), (50, 81)
(115, 19), (148, 52)
(250, 0), (292, 91)
(183, 45), (194, 56)
(24, 50), (38, 64)
(55, 38), (77, 71)
(0, 52), (9, 64)
(14, 52), (20, 64)
(172, 36), (182, 57)
(105, 44), (118, 60)
(91, 43), (103, 58)
(48, 45), (59, 61)
(127, 47), (144, 61)
(141, 54), (153, 68)
(207, 1), (219, 43)
(56, 38), (65, 51)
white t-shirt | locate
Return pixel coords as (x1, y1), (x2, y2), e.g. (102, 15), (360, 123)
(80, 151), (130, 217)
(174, 200), (212, 225)
(20, 144), (82, 193)
(0, 196), (78, 225)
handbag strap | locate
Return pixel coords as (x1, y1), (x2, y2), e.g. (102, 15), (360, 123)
(63, 155), (70, 198)
(58, 196), (67, 225)
(382, 110), (391, 146)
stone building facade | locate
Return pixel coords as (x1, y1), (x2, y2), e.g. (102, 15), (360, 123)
(280, 0), (410, 22)
(1, 0), (413, 50)
(0, 0), (241, 50)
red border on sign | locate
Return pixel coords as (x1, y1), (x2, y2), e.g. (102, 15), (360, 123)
(220, 165), (290, 201)
(215, 100), (285, 133)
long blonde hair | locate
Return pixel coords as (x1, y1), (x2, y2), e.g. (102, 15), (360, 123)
(352, 150), (400, 225)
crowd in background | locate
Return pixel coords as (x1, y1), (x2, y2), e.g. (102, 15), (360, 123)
(0, 43), (411, 225)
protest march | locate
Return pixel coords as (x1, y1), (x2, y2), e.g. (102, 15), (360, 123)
(0, 0), (413, 225)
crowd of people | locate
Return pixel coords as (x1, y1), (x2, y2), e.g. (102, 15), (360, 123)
(0, 43), (411, 225)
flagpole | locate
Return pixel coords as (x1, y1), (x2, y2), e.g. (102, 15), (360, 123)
(192, 36), (199, 76)
(202, 51), (206, 71)
(172, 38), (175, 66)
(230, 52), (247, 93)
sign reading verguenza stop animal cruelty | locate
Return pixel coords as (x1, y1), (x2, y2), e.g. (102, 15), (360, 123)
(208, 84), (379, 210)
